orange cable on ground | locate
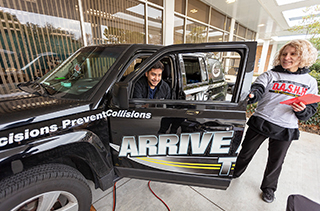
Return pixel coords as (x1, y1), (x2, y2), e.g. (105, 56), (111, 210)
(112, 182), (117, 211)
(148, 181), (171, 211)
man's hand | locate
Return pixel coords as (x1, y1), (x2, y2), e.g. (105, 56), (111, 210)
(291, 102), (306, 112)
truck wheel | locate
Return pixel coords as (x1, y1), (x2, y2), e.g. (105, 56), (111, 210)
(0, 163), (92, 211)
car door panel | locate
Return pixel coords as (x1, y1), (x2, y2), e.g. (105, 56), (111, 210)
(109, 42), (257, 189)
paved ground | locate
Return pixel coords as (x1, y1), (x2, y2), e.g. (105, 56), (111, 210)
(90, 130), (320, 211)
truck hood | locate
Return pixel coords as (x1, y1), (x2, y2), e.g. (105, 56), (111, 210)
(0, 85), (92, 131)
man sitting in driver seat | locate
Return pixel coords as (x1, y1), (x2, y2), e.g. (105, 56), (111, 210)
(133, 61), (171, 99)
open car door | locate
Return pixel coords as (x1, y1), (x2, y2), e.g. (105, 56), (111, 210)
(109, 42), (256, 190)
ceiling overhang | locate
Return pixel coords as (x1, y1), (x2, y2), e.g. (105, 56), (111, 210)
(201, 0), (319, 41)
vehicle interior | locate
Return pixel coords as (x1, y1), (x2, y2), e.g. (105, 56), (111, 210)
(120, 50), (240, 103)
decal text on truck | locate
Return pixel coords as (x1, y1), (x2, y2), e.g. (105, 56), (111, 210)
(119, 131), (233, 157)
(111, 131), (236, 176)
(0, 125), (59, 147)
(0, 109), (152, 147)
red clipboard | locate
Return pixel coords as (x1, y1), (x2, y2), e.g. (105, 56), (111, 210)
(280, 94), (320, 105)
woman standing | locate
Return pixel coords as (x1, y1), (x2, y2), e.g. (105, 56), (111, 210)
(233, 39), (318, 203)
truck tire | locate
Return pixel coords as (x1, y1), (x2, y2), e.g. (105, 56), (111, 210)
(0, 163), (92, 211)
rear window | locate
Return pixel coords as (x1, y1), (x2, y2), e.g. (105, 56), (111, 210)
(183, 56), (207, 84)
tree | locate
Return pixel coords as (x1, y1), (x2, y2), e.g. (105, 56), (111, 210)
(288, 5), (320, 72)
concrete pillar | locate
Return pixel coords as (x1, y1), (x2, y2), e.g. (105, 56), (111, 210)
(145, 4), (148, 44)
(258, 40), (270, 74)
(78, 0), (87, 46)
(229, 18), (235, 41)
(225, 18), (235, 74)
(268, 42), (278, 70)
(163, 0), (175, 45)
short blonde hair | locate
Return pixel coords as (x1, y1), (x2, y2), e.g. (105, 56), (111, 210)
(273, 39), (318, 68)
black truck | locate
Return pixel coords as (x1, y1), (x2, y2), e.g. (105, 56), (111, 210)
(0, 42), (256, 211)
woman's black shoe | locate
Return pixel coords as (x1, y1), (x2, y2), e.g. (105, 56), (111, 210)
(262, 189), (275, 203)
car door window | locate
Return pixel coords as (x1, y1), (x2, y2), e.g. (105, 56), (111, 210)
(120, 55), (151, 81)
(181, 52), (228, 102)
(223, 52), (241, 97)
(130, 56), (175, 100)
(122, 45), (252, 106)
(184, 56), (204, 84)
(199, 57), (208, 82)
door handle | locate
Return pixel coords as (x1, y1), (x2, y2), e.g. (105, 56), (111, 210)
(186, 110), (200, 115)
(206, 126), (233, 131)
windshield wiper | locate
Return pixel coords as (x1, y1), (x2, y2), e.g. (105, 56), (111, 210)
(17, 81), (41, 96)
(17, 81), (52, 96)
(40, 83), (57, 95)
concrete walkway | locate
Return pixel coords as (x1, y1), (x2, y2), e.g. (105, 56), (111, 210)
(91, 130), (320, 211)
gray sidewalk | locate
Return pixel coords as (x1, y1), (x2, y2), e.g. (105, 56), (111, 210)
(91, 130), (320, 211)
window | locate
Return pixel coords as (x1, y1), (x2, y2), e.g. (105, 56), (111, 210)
(174, 15), (184, 44)
(0, 0), (82, 86)
(186, 20), (207, 43)
(148, 6), (163, 44)
(246, 30), (256, 40)
(238, 24), (246, 38)
(84, 0), (145, 45)
(210, 9), (225, 30)
(39, 45), (126, 99)
(183, 56), (206, 84)
(122, 57), (145, 79)
(131, 57), (174, 100)
(175, 0), (186, 14)
(148, 0), (163, 6)
(208, 28), (224, 42)
(226, 17), (231, 31)
(224, 33), (229, 42)
(233, 22), (238, 35)
(222, 52), (241, 75)
(187, 0), (209, 24)
(181, 52), (229, 101)
(207, 57), (222, 81)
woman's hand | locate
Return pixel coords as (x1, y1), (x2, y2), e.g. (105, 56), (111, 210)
(246, 93), (255, 102)
(291, 102), (306, 112)
(248, 93), (255, 99)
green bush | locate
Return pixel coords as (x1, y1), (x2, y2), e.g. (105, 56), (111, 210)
(300, 70), (320, 126)
(310, 70), (320, 92)
(310, 61), (320, 73)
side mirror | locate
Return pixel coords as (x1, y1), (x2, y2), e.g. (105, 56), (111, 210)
(112, 82), (131, 109)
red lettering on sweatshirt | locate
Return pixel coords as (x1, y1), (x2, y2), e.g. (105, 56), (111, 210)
(287, 84), (293, 93)
(272, 83), (279, 90)
(279, 83), (286, 91)
(271, 82), (308, 96)
(293, 86), (300, 95)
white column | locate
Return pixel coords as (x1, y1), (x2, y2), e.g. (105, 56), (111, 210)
(268, 42), (278, 70)
(78, 0), (87, 46)
(145, 3), (148, 44)
(225, 18), (235, 74)
(258, 40), (270, 74)
(163, 0), (175, 45)
(229, 18), (235, 41)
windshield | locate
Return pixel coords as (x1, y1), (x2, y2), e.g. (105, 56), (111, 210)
(38, 45), (127, 99)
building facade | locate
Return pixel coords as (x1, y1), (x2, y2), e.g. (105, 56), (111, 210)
(0, 0), (257, 88)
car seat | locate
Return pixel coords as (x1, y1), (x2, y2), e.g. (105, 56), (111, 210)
(162, 62), (172, 87)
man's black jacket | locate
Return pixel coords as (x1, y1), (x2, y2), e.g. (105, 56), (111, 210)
(133, 76), (171, 99)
